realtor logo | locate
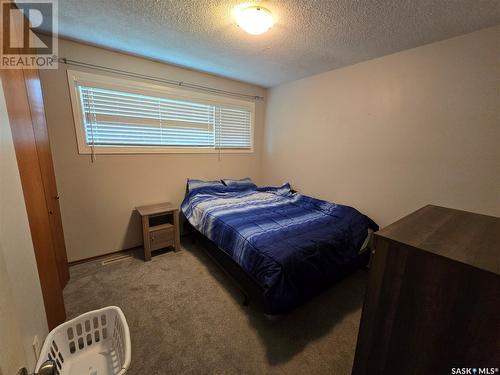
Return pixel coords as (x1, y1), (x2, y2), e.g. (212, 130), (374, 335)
(1, 0), (58, 69)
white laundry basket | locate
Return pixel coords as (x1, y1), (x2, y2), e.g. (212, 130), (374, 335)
(35, 306), (131, 375)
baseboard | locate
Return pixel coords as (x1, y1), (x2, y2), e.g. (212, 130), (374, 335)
(68, 246), (142, 266)
(69, 234), (191, 266)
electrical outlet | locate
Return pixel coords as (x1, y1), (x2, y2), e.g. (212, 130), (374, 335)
(32, 335), (41, 362)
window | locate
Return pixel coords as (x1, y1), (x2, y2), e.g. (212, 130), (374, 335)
(67, 70), (255, 154)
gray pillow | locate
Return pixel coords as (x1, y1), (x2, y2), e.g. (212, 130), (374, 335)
(187, 179), (224, 191)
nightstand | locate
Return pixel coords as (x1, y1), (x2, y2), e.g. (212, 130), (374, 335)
(136, 202), (180, 261)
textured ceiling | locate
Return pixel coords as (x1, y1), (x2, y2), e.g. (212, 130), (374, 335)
(50, 0), (500, 87)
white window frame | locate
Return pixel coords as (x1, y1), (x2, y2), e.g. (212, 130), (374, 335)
(67, 70), (255, 154)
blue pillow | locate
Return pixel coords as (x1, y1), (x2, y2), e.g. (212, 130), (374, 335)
(258, 182), (292, 195)
(187, 179), (224, 191)
(222, 177), (257, 190)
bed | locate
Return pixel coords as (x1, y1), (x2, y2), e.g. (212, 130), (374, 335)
(181, 181), (378, 314)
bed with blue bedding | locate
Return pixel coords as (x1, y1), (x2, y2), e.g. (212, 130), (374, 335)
(181, 182), (378, 314)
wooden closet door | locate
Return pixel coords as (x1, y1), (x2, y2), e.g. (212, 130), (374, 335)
(1, 1), (66, 329)
(24, 68), (70, 287)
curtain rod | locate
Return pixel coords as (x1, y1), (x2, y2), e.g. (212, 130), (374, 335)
(58, 58), (265, 101)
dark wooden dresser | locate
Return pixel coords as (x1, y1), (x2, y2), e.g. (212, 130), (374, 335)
(352, 205), (500, 375)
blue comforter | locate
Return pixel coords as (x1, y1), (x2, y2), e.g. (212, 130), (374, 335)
(181, 183), (378, 313)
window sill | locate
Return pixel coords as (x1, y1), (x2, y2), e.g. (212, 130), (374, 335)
(77, 146), (254, 155)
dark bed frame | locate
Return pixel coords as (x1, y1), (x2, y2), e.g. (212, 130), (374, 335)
(181, 183), (273, 313)
(180, 185), (371, 315)
(182, 216), (273, 313)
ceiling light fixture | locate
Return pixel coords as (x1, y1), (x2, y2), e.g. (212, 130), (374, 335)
(235, 6), (273, 35)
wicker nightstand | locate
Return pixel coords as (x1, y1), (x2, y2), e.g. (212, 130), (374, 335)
(136, 202), (180, 261)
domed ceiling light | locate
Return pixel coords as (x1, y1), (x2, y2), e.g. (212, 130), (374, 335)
(234, 6), (273, 35)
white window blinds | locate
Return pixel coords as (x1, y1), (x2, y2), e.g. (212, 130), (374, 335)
(76, 83), (253, 151)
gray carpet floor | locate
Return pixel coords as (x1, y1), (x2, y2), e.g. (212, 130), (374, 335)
(64, 240), (368, 375)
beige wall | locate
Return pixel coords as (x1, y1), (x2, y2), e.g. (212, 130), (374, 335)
(40, 27), (499, 261)
(0, 80), (48, 373)
(40, 39), (266, 262)
(263, 26), (500, 228)
(0, 244), (26, 375)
